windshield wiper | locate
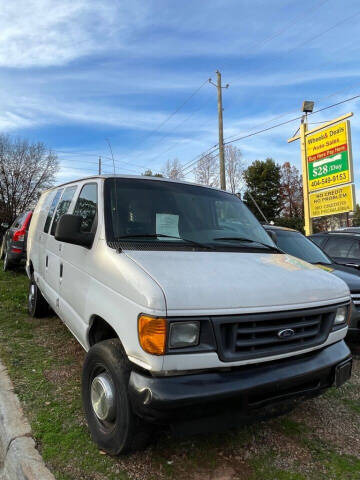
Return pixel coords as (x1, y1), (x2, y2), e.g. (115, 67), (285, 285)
(212, 236), (283, 253)
(115, 234), (215, 250)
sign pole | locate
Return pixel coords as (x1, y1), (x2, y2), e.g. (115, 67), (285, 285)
(300, 116), (313, 236)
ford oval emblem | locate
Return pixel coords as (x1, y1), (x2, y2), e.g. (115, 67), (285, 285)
(278, 328), (295, 338)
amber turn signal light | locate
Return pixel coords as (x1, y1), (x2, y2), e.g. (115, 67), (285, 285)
(138, 315), (167, 355)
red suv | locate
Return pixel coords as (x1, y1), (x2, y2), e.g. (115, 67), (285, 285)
(0, 211), (33, 271)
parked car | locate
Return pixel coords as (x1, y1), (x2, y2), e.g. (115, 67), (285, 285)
(335, 227), (360, 233)
(26, 175), (352, 455)
(0, 211), (33, 271)
(264, 225), (360, 341)
(310, 231), (360, 270)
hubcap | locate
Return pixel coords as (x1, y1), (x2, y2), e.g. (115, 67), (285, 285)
(91, 373), (115, 422)
(29, 284), (35, 307)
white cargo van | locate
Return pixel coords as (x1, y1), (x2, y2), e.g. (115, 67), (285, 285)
(27, 175), (352, 454)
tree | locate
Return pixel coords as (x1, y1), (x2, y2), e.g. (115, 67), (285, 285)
(280, 162), (303, 218)
(352, 204), (360, 226)
(0, 135), (59, 223)
(273, 216), (305, 234)
(225, 145), (244, 193)
(194, 153), (218, 187)
(162, 158), (184, 180)
(141, 169), (163, 177)
(243, 158), (281, 221)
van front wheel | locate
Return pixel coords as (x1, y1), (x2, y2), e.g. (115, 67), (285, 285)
(28, 275), (49, 317)
(82, 339), (151, 455)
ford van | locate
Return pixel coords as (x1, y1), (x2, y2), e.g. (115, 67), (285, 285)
(26, 175), (352, 454)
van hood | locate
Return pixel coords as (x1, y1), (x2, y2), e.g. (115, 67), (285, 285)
(124, 250), (350, 314)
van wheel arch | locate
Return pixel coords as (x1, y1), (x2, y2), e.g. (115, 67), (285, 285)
(88, 316), (126, 353)
(28, 261), (34, 276)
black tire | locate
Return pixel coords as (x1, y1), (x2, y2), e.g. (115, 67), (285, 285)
(82, 339), (152, 455)
(28, 274), (49, 317)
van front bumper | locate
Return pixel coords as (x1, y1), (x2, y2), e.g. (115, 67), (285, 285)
(128, 340), (351, 423)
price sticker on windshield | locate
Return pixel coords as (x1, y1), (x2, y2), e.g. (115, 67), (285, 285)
(306, 120), (353, 192)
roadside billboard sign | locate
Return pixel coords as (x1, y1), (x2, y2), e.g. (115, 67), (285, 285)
(307, 120), (353, 192)
(309, 184), (355, 218)
(288, 112), (355, 234)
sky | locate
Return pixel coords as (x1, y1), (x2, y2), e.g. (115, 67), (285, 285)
(1, 0), (360, 196)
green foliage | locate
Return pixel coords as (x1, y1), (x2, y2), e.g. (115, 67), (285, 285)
(273, 216), (305, 234)
(243, 158), (282, 221)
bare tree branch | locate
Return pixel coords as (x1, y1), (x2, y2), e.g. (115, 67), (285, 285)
(0, 135), (59, 223)
(194, 153), (219, 187)
(162, 158), (184, 180)
(225, 145), (244, 193)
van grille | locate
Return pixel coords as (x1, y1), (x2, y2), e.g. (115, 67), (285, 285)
(212, 304), (341, 362)
(351, 293), (360, 308)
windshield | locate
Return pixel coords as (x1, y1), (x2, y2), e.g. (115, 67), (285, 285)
(273, 229), (332, 264)
(104, 178), (275, 250)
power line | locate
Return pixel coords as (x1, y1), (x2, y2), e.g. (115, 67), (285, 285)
(223, 94), (360, 146)
(223, 8), (360, 121)
(287, 9), (360, 55)
(182, 93), (360, 180)
(222, 79), (360, 145)
(181, 145), (220, 175)
(244, 0), (331, 54)
(178, 7), (360, 172)
(144, 99), (216, 166)
(130, 78), (210, 149)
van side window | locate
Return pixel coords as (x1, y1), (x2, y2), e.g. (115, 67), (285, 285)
(50, 186), (77, 236)
(44, 189), (63, 233)
(73, 183), (98, 233)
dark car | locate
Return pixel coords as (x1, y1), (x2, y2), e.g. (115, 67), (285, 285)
(0, 211), (33, 271)
(310, 231), (360, 270)
(264, 225), (360, 341)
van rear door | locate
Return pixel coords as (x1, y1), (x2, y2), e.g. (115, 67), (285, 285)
(43, 186), (77, 311)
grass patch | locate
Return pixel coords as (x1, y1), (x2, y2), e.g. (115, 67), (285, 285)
(0, 263), (360, 479)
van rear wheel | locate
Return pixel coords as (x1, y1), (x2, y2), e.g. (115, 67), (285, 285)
(82, 339), (152, 455)
(28, 275), (49, 317)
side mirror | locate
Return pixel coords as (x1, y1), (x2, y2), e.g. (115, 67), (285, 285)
(1, 222), (9, 229)
(55, 214), (94, 248)
(267, 230), (278, 245)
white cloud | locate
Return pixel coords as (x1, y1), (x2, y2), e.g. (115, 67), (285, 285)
(0, 0), (148, 67)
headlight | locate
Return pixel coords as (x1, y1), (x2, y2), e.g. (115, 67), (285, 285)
(169, 321), (200, 348)
(334, 306), (348, 325)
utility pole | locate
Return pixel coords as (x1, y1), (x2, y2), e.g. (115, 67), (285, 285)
(299, 115), (313, 236)
(98, 156), (102, 175)
(209, 71), (229, 190)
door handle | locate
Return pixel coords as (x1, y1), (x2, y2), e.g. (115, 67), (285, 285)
(46, 255), (48, 268)
(60, 263), (63, 278)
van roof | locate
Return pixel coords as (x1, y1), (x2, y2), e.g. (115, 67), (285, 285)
(44, 174), (233, 194)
